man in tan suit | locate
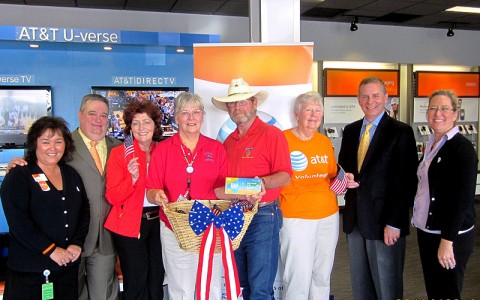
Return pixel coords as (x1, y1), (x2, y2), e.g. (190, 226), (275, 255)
(69, 94), (121, 300)
(7, 94), (121, 299)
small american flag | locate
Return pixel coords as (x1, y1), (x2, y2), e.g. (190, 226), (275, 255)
(211, 204), (222, 216)
(231, 199), (253, 212)
(330, 164), (348, 195)
(124, 134), (135, 161)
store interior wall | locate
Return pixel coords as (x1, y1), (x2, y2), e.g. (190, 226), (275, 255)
(1, 3), (480, 66)
(0, 41), (194, 131)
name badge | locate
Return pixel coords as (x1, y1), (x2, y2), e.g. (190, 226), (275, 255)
(32, 174), (50, 192)
(32, 174), (48, 182)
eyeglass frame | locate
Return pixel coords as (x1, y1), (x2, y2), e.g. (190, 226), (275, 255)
(178, 109), (204, 118)
(427, 106), (456, 113)
(225, 97), (255, 108)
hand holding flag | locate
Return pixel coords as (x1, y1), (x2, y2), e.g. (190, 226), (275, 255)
(124, 134), (135, 162)
(330, 164), (348, 195)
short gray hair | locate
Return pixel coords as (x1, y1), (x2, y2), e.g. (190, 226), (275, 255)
(358, 77), (387, 95)
(174, 92), (205, 116)
(80, 94), (109, 112)
(294, 91), (323, 114)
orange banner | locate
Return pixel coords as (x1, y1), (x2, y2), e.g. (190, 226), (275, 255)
(416, 72), (480, 97)
(194, 45), (313, 86)
(325, 69), (399, 96)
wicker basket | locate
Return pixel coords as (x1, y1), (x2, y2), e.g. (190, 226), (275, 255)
(162, 199), (258, 253)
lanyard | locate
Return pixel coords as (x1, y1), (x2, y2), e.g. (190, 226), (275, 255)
(180, 145), (198, 199)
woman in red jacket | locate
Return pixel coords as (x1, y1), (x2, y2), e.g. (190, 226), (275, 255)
(104, 100), (164, 300)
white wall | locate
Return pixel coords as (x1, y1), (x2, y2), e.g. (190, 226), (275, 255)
(302, 21), (480, 66)
(1, 3), (480, 66)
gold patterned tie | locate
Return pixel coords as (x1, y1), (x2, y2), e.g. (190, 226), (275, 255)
(89, 140), (103, 174)
(357, 123), (373, 172)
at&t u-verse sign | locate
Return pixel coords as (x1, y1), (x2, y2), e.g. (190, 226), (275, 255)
(16, 27), (120, 43)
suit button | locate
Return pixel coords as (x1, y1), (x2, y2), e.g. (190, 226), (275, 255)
(432, 197), (435, 201)
(429, 212), (432, 215)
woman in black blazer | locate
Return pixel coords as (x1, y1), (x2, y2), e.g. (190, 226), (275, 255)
(0, 116), (90, 300)
(412, 90), (477, 300)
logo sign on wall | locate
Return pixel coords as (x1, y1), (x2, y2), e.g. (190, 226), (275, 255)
(194, 43), (314, 141)
(324, 69), (399, 97)
(415, 72), (480, 97)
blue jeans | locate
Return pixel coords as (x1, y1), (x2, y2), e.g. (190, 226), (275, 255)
(234, 202), (282, 300)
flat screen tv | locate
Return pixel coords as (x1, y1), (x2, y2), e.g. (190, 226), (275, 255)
(91, 86), (188, 139)
(0, 86), (52, 148)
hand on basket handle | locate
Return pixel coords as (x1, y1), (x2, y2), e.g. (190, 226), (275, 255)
(146, 189), (168, 206)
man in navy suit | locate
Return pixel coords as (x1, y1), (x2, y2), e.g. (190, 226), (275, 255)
(339, 77), (417, 300)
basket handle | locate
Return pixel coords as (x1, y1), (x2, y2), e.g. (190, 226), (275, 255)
(160, 198), (171, 212)
(252, 199), (259, 211)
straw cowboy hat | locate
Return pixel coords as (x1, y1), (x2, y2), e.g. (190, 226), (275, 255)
(211, 78), (268, 111)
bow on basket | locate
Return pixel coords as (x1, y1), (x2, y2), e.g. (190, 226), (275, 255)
(189, 200), (244, 300)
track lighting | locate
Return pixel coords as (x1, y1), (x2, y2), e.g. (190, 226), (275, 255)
(350, 16), (358, 32)
(447, 24), (455, 37)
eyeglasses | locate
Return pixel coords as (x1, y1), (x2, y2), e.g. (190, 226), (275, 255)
(226, 98), (253, 108)
(179, 110), (203, 118)
(427, 106), (455, 113)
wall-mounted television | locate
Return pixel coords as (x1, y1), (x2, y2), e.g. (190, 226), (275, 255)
(0, 86), (52, 149)
(92, 86), (188, 139)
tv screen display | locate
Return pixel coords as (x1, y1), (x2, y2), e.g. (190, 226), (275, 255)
(91, 87), (188, 139)
(0, 86), (52, 148)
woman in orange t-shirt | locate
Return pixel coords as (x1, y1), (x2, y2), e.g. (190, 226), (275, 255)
(280, 91), (340, 299)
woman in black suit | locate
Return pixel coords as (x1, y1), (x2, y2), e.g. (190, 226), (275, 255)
(0, 116), (90, 300)
(412, 90), (477, 299)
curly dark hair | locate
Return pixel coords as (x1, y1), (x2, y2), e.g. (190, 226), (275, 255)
(24, 116), (75, 165)
(122, 101), (163, 142)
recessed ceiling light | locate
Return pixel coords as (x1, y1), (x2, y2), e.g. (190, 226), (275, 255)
(176, 48), (185, 53)
(104, 46), (112, 51)
(30, 44), (39, 48)
(446, 6), (480, 14)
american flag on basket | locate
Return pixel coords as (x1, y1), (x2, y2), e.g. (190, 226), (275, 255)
(124, 134), (135, 161)
(330, 164), (348, 195)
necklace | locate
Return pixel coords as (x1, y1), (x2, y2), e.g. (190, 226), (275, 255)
(181, 145), (198, 174)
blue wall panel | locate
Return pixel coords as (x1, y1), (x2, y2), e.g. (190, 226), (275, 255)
(0, 41), (194, 131)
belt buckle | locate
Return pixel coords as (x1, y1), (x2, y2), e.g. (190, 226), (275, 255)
(145, 211), (159, 220)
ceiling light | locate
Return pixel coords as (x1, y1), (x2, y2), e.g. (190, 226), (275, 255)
(29, 44), (39, 48)
(176, 48), (185, 53)
(447, 24), (455, 37)
(350, 16), (358, 32)
(104, 46), (112, 51)
(446, 6), (480, 14)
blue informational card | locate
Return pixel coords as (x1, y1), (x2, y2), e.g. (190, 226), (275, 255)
(225, 177), (262, 195)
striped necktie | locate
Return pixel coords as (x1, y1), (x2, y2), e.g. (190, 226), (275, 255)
(357, 123), (373, 172)
(89, 140), (103, 174)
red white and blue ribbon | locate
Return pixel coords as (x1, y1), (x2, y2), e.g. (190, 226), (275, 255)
(189, 201), (243, 300)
